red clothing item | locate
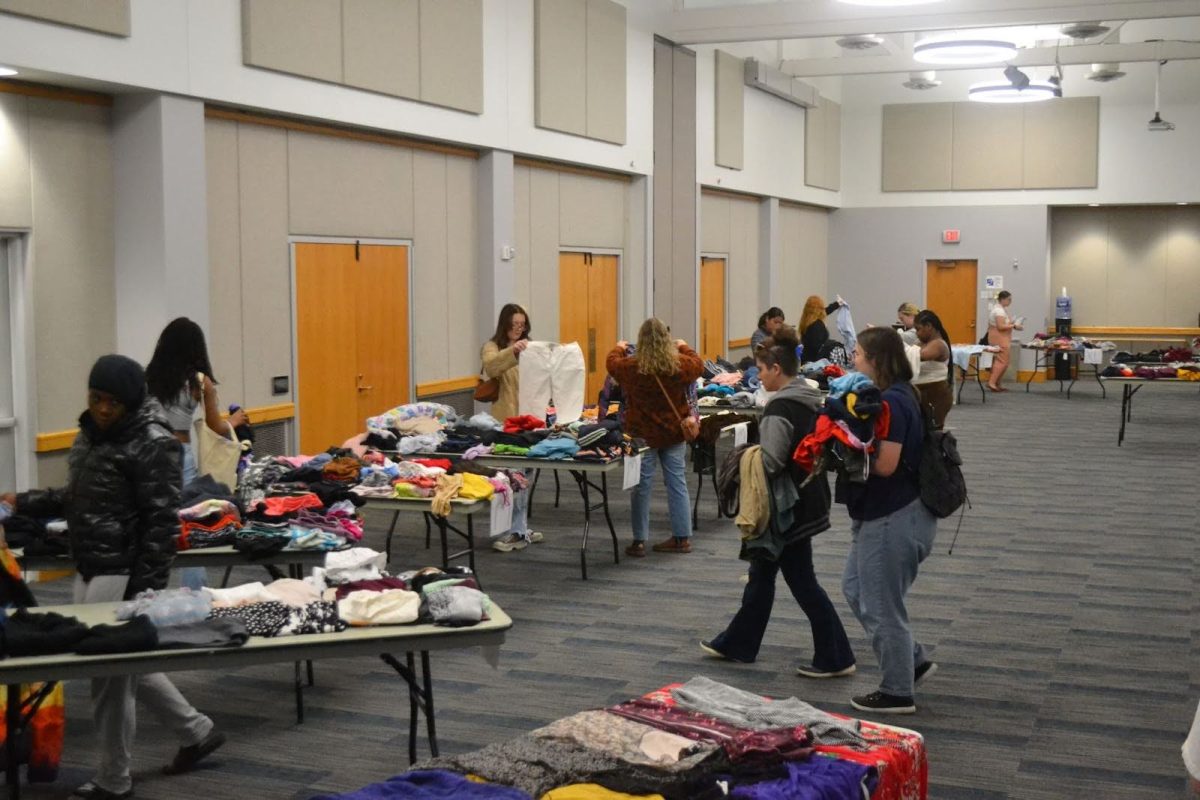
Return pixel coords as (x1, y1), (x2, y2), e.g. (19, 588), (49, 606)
(605, 344), (704, 449)
(814, 718), (928, 800)
(258, 494), (323, 517)
(502, 415), (545, 433)
(793, 403), (891, 472)
(409, 458), (453, 471)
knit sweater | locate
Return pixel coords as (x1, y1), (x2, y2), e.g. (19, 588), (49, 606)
(605, 344), (703, 449)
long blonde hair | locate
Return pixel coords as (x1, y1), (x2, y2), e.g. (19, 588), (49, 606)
(635, 318), (679, 376)
(798, 295), (827, 334)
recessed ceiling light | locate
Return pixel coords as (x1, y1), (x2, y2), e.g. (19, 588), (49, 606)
(837, 0), (941, 6)
(1088, 203), (1101, 207)
(968, 80), (1058, 103)
(914, 37), (1018, 65)
(0, 65), (18, 77)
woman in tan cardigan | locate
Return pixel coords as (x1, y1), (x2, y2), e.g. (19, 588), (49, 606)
(480, 303), (542, 551)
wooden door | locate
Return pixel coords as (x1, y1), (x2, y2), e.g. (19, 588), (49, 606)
(559, 251), (590, 401)
(699, 256), (726, 360)
(355, 244), (410, 427)
(926, 259), (978, 344)
(560, 252), (620, 404)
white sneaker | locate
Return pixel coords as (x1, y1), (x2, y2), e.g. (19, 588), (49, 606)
(527, 531), (545, 544)
(492, 532), (529, 552)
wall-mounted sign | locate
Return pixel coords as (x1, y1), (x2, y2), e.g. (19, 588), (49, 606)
(942, 229), (960, 243)
(985, 275), (1003, 290)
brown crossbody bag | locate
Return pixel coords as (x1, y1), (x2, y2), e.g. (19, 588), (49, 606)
(654, 376), (700, 443)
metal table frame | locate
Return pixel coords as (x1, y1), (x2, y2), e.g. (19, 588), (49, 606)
(362, 497), (486, 580)
(955, 352), (986, 404)
(0, 601), (511, 799)
(1100, 375), (1200, 445)
(1022, 348), (1108, 399)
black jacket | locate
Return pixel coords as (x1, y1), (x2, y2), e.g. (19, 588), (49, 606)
(18, 399), (182, 596)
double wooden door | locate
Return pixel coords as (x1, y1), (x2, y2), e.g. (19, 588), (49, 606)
(559, 251), (619, 404)
(699, 256), (726, 360)
(926, 259), (978, 344)
(294, 242), (410, 454)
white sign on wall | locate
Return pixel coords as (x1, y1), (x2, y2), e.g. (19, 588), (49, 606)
(985, 275), (1004, 290)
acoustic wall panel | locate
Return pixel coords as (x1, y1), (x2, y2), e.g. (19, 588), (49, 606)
(0, 94), (32, 229)
(1023, 97), (1099, 189)
(585, 0), (626, 144)
(1048, 208), (1108, 327)
(342, 0), (420, 100)
(560, 172), (625, 248)
(1164, 208), (1200, 327)
(1105, 208), (1168, 326)
(204, 120), (246, 407)
(805, 97), (841, 191)
(653, 40), (675, 315)
(419, 0), (483, 114)
(534, 0), (587, 137)
(242, 0), (343, 84)
(952, 102), (1023, 190)
(0, 0), (130, 36)
(701, 192), (732, 253)
(714, 50), (744, 170)
(670, 46), (698, 345)
(882, 103), (952, 191)
(443, 154), (479, 376)
(412, 152), (450, 383)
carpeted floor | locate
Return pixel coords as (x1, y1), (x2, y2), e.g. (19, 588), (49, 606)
(21, 377), (1200, 799)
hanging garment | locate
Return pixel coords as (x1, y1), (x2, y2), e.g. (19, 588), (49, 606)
(519, 341), (586, 424)
(834, 304), (857, 354)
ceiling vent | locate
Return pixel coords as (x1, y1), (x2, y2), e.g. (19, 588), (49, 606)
(836, 34), (885, 51)
(743, 59), (820, 108)
(902, 70), (941, 90)
(1087, 62), (1126, 82)
(1061, 22), (1111, 40)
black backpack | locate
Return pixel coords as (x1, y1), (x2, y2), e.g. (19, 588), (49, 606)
(908, 387), (970, 552)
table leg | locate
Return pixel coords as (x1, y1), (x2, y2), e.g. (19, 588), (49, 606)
(421, 651), (438, 757)
(599, 472), (619, 565)
(294, 661), (305, 724)
(406, 652), (418, 764)
(527, 468), (540, 520)
(384, 510), (400, 565)
(466, 515), (477, 577)
(975, 355), (985, 402)
(1093, 364), (1106, 398)
(1025, 354), (1040, 392)
(956, 365), (965, 404)
(424, 513), (431, 549)
(5, 684), (20, 800)
(692, 469), (702, 531)
(554, 471), (561, 508)
(1118, 383), (1130, 446)
(437, 517), (450, 570)
(1066, 354), (1079, 399)
(571, 470), (592, 580)
(379, 651), (438, 764)
(220, 566), (234, 588)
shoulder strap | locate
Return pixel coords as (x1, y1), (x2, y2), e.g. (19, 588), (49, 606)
(653, 375), (686, 424)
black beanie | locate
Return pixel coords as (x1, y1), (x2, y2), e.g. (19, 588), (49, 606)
(88, 355), (146, 411)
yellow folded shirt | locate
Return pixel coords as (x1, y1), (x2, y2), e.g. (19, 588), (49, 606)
(541, 786), (665, 800)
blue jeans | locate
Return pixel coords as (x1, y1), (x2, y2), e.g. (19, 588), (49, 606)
(631, 443), (691, 542)
(496, 471), (530, 539)
(178, 444), (207, 591)
(842, 497), (937, 698)
(711, 537), (855, 668)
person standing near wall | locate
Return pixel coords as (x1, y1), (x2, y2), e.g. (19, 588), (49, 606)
(480, 303), (543, 552)
(606, 319), (703, 556)
(797, 296), (843, 364)
(896, 302), (920, 345)
(750, 307), (785, 352)
(986, 291), (1023, 392)
(911, 310), (953, 430)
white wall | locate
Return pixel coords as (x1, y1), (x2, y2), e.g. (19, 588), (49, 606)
(840, 59), (1200, 207)
(0, 0), (656, 175)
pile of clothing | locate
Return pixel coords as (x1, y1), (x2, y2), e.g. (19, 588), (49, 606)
(1104, 347), (1199, 380)
(1027, 334), (1117, 352)
(793, 372), (888, 486)
(798, 360), (846, 391)
(351, 456), (524, 519)
(698, 359), (759, 410)
(317, 676), (927, 800)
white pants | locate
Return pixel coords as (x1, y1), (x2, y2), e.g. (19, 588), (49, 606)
(518, 341), (586, 423)
(73, 575), (213, 794)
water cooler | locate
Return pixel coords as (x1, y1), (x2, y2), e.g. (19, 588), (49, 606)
(1054, 290), (1073, 380)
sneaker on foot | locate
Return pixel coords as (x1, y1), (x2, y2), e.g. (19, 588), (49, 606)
(492, 532), (529, 552)
(527, 531), (545, 544)
(699, 639), (753, 664)
(651, 537), (692, 554)
(851, 691), (916, 715)
(796, 663), (857, 679)
(914, 661), (938, 686)
(163, 730), (227, 775)
(72, 783), (132, 800)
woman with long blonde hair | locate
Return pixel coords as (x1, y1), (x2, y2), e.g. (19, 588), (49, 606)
(606, 319), (703, 556)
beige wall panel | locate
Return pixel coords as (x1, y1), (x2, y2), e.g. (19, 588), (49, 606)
(805, 100), (841, 190)
(701, 193), (731, 254)
(36, 452), (68, 488)
(1023, 97), (1098, 189)
(559, 172), (625, 249)
(527, 168), (560, 336)
(444, 155), (478, 376)
(652, 41), (675, 323)
(512, 166), (532, 310)
(27, 99), (114, 431)
(205, 120), (246, 407)
(622, 178), (646, 338)
(534, 0), (587, 136)
(342, 0), (420, 99)
(882, 103), (952, 192)
(585, 0), (626, 144)
(419, 0), (483, 113)
(824, 99), (841, 191)
(0, 0), (130, 36)
(670, 47), (698, 344)
(286, 131), (413, 238)
(777, 205), (804, 319)
(728, 197), (759, 338)
(796, 205), (829, 299)
(952, 102), (1023, 190)
(242, 0), (343, 84)
(714, 50), (744, 170)
(1104, 209), (1166, 326)
(1163, 208), (1200, 327)
(0, 94), (32, 228)
(411, 152), (450, 382)
(1049, 209), (1108, 327)
(236, 124), (291, 409)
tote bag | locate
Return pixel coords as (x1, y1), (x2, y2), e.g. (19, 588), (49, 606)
(193, 418), (240, 490)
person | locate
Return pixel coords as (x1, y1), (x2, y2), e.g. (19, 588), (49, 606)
(986, 290), (1023, 392)
(701, 326), (856, 676)
(4, 355), (225, 799)
(797, 295), (842, 364)
(750, 307), (785, 352)
(911, 310), (953, 430)
(841, 328), (938, 715)
(606, 319), (703, 556)
(1185, 700), (1200, 795)
(480, 303), (543, 552)
(896, 302), (920, 345)
(145, 318), (246, 590)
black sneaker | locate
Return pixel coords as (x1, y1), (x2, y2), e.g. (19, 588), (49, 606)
(163, 730), (227, 775)
(914, 661), (938, 686)
(796, 663), (857, 679)
(699, 639), (754, 664)
(851, 691), (916, 714)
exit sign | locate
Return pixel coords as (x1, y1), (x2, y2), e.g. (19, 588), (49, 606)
(943, 229), (961, 243)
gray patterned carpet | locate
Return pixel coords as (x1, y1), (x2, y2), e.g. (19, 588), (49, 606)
(23, 378), (1200, 799)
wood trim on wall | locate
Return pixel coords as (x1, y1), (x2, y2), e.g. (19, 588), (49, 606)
(514, 156), (631, 183)
(204, 107), (479, 159)
(1072, 326), (1200, 337)
(728, 337), (752, 349)
(34, 430), (78, 453)
(0, 80), (112, 107)
(416, 376), (478, 398)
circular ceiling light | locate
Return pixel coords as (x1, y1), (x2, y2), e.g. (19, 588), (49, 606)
(0, 65), (18, 77)
(914, 38), (1017, 65)
(968, 80), (1058, 103)
(837, 0), (942, 6)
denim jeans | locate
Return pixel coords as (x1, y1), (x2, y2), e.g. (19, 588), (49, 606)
(842, 497), (937, 698)
(631, 443), (691, 542)
(493, 471), (530, 539)
(178, 444), (207, 591)
(711, 537), (855, 669)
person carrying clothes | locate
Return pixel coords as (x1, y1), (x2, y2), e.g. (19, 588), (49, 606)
(797, 295), (843, 364)
(986, 290), (1023, 391)
(841, 328), (938, 715)
(145, 317), (246, 590)
(701, 326), (856, 676)
(3, 355), (225, 799)
(606, 319), (703, 556)
(911, 309), (953, 430)
(750, 307), (785, 352)
(896, 302), (920, 345)
(480, 303), (543, 552)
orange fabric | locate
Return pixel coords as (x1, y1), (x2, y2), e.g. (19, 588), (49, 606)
(0, 683), (65, 783)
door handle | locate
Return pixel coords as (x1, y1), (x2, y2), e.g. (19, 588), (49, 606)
(356, 374), (373, 392)
(968, 321), (975, 327)
(588, 328), (596, 371)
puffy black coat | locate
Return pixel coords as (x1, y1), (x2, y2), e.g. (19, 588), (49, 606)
(18, 399), (182, 597)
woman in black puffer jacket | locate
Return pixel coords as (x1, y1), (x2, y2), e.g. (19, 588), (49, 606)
(7, 355), (225, 799)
